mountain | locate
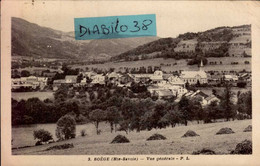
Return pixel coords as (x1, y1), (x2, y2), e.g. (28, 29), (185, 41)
(114, 25), (251, 61)
(11, 17), (159, 60)
(78, 36), (159, 60)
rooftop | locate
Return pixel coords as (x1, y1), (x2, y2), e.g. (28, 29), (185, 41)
(181, 71), (207, 79)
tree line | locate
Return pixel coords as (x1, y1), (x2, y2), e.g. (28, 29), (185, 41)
(12, 84), (252, 136)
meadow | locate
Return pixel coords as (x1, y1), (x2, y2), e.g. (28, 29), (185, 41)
(12, 119), (251, 155)
(71, 57), (251, 73)
(12, 92), (54, 101)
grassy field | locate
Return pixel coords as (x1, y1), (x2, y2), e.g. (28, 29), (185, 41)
(71, 57), (251, 73)
(12, 92), (54, 101)
(12, 119), (252, 155)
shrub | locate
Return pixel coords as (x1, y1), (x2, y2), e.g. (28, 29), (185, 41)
(46, 143), (74, 151)
(243, 125), (252, 132)
(237, 82), (247, 88)
(216, 127), (235, 135)
(111, 135), (130, 144)
(231, 140), (252, 154)
(147, 134), (167, 141)
(33, 129), (53, 144)
(192, 148), (216, 155)
(56, 115), (76, 140)
(80, 129), (86, 137)
(75, 114), (86, 124)
(35, 141), (43, 146)
(182, 130), (200, 137)
(236, 114), (247, 120)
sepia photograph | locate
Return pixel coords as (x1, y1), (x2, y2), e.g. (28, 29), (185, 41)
(10, 2), (253, 156)
(2, 1), (260, 165)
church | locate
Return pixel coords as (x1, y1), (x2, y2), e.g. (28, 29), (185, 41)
(180, 60), (208, 85)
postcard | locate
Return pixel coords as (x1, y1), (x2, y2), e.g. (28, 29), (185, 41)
(1, 1), (260, 166)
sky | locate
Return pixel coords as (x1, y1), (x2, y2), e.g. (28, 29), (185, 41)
(5, 1), (259, 38)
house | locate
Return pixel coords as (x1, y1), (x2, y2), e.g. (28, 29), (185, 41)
(65, 75), (77, 84)
(11, 76), (48, 90)
(148, 81), (188, 97)
(42, 72), (57, 78)
(117, 82), (132, 88)
(118, 73), (134, 84)
(147, 85), (160, 94)
(185, 90), (209, 106)
(53, 79), (66, 91)
(37, 77), (48, 89)
(130, 74), (152, 83)
(208, 74), (223, 86)
(162, 74), (173, 80)
(80, 78), (87, 85)
(91, 74), (105, 85)
(180, 71), (208, 85)
(154, 89), (174, 99)
(84, 71), (97, 78)
(150, 70), (164, 83)
(107, 72), (120, 79)
(205, 95), (220, 105)
(106, 72), (122, 84)
(180, 61), (207, 85)
(224, 75), (238, 82)
(170, 86), (188, 96)
(168, 76), (185, 87)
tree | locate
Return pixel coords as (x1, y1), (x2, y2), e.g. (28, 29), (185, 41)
(237, 91), (252, 118)
(190, 97), (204, 124)
(12, 69), (20, 78)
(25, 97), (46, 123)
(33, 129), (53, 144)
(12, 99), (26, 126)
(89, 109), (106, 135)
(139, 102), (167, 130)
(245, 91), (252, 118)
(54, 85), (69, 101)
(237, 81), (247, 88)
(21, 70), (30, 77)
(77, 73), (83, 83)
(212, 89), (217, 96)
(178, 96), (193, 126)
(220, 84), (236, 121)
(56, 115), (76, 140)
(66, 101), (80, 115)
(160, 108), (181, 128)
(105, 106), (120, 133)
(204, 100), (220, 123)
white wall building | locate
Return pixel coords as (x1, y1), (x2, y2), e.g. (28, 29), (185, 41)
(180, 61), (208, 85)
(91, 74), (105, 85)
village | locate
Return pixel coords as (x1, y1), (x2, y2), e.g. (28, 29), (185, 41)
(5, 1), (256, 158)
(11, 59), (251, 107)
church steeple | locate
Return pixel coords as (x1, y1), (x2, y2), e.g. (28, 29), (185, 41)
(199, 60), (203, 71)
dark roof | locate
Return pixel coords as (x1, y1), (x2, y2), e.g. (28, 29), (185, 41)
(196, 91), (209, 98)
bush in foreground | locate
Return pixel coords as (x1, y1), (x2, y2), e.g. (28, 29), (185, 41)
(33, 129), (53, 145)
(231, 140), (252, 154)
(216, 127), (235, 135)
(81, 129), (87, 137)
(46, 143), (74, 151)
(182, 130), (200, 138)
(243, 125), (252, 132)
(111, 135), (130, 144)
(147, 134), (167, 141)
(56, 115), (76, 140)
(192, 148), (216, 155)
